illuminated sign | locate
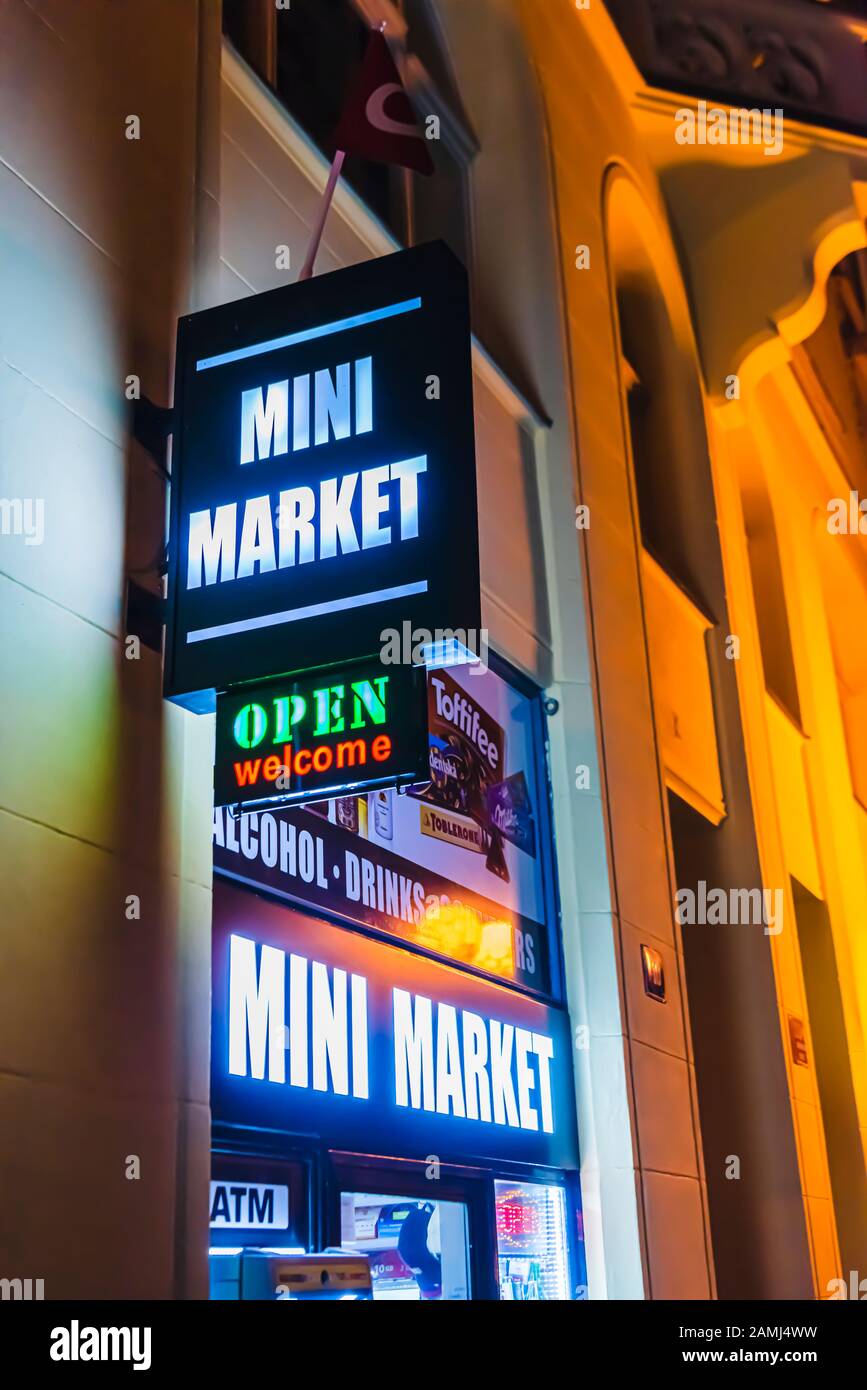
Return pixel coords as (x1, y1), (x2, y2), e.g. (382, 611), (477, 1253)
(214, 660), (428, 810)
(211, 880), (578, 1169)
(165, 242), (480, 709)
(213, 804), (549, 995)
(211, 663), (555, 995)
(209, 1182), (289, 1231)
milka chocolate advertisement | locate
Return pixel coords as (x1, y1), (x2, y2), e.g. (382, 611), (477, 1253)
(213, 664), (551, 995)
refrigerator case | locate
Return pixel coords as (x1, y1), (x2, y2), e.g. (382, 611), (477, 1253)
(494, 1180), (571, 1300)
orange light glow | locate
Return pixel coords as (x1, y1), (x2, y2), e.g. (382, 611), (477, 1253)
(417, 900), (515, 979)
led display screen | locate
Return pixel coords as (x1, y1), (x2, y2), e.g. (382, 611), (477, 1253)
(164, 241), (480, 708)
(214, 660), (428, 809)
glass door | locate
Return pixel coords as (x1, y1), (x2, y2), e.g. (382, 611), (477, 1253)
(494, 1179), (571, 1300)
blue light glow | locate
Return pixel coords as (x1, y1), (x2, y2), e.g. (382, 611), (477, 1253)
(196, 299), (423, 373)
(186, 579), (428, 644)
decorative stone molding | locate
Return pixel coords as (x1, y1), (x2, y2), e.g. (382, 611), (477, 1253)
(659, 150), (867, 401)
(606, 0), (867, 134)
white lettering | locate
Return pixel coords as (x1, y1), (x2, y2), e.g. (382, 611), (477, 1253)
(228, 935), (285, 1082)
(187, 503), (237, 588)
(489, 1020), (520, 1127)
(393, 989), (435, 1111)
(311, 962), (349, 1095)
(389, 455), (427, 539)
(236, 496), (277, 579)
(435, 1003), (466, 1117)
(462, 1010), (492, 1122)
(241, 383), (289, 464)
(315, 362), (352, 446)
(361, 465), (391, 549)
(319, 473), (360, 559)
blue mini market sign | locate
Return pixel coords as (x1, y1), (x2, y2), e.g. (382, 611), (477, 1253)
(164, 242), (481, 709)
(211, 879), (579, 1171)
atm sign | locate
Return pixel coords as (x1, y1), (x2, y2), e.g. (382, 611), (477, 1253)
(209, 1181), (289, 1230)
(214, 661), (428, 810)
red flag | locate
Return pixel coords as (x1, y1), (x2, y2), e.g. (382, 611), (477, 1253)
(332, 30), (435, 176)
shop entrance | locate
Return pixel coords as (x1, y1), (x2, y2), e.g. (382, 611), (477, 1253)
(326, 1156), (577, 1300)
(208, 657), (584, 1299)
(208, 1138), (583, 1300)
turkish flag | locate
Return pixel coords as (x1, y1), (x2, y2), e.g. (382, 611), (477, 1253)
(332, 31), (435, 176)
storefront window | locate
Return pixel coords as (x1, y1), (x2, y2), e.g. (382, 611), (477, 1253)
(209, 660), (581, 1299)
(494, 1179), (570, 1300)
(340, 1192), (471, 1301)
(213, 659), (559, 1000)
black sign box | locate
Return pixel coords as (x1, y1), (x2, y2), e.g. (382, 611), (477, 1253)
(214, 660), (428, 810)
(164, 242), (481, 709)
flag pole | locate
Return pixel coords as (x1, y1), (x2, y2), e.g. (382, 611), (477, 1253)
(299, 149), (346, 282)
(299, 20), (402, 282)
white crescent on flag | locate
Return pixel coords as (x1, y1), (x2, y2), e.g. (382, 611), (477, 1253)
(366, 83), (424, 141)
(330, 31), (435, 178)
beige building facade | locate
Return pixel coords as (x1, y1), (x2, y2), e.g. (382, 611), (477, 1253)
(1, 0), (864, 1301)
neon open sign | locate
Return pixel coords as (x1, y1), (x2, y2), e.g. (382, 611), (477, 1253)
(165, 242), (480, 710)
(214, 661), (428, 810)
